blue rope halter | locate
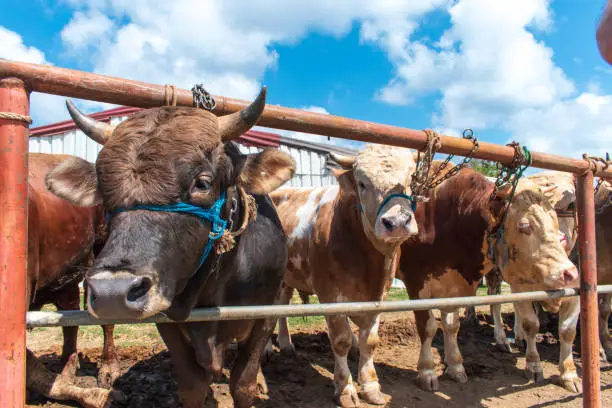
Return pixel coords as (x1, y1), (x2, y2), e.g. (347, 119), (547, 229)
(359, 193), (417, 215)
(105, 191), (228, 269)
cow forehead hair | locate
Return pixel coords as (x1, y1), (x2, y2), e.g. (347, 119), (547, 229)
(527, 171), (575, 208)
(509, 179), (555, 215)
(354, 144), (416, 189)
(96, 107), (229, 208)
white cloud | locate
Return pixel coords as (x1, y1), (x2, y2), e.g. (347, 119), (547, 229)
(61, 10), (114, 51)
(59, 0), (448, 102)
(0, 26), (71, 125)
(366, 0), (610, 158)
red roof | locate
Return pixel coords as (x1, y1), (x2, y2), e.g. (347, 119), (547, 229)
(29, 106), (280, 148)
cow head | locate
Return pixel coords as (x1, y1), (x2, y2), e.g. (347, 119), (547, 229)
(330, 144), (419, 248)
(527, 171), (577, 254)
(45, 88), (296, 319)
(489, 178), (578, 291)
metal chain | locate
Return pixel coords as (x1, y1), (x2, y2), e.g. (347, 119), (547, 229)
(486, 142), (532, 263)
(191, 84), (216, 111)
(426, 129), (480, 190)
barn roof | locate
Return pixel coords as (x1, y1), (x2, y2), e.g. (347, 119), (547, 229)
(29, 105), (358, 156)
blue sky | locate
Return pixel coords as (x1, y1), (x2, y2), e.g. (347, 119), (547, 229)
(1, 0), (611, 158)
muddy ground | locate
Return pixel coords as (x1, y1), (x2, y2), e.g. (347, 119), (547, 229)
(27, 311), (612, 408)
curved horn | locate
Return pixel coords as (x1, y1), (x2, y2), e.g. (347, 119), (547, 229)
(66, 99), (116, 145)
(329, 152), (356, 169)
(218, 86), (267, 142)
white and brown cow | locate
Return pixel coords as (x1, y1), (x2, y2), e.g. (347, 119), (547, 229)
(397, 167), (580, 393)
(270, 144), (419, 407)
(493, 176), (612, 364)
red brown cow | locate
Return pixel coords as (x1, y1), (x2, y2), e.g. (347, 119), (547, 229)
(25, 153), (120, 407)
(269, 144), (419, 407)
(398, 167), (580, 393)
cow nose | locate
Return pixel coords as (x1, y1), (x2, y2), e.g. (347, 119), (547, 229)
(87, 275), (152, 318)
(381, 213), (412, 232)
(381, 216), (397, 232)
(563, 265), (579, 285)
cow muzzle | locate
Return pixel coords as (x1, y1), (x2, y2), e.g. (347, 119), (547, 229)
(374, 194), (418, 240)
(87, 271), (169, 319)
(544, 260), (579, 289)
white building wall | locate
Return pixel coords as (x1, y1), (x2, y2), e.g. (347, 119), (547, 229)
(29, 114), (337, 188)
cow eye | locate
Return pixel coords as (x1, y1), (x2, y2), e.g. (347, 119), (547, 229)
(194, 176), (212, 192)
(518, 220), (532, 235)
(358, 181), (367, 190)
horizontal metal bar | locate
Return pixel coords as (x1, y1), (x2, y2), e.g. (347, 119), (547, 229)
(26, 285), (612, 328)
(1, 59), (610, 178)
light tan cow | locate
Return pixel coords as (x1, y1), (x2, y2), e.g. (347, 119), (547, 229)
(269, 144), (419, 407)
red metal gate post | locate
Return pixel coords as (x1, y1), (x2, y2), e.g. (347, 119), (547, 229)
(576, 169), (601, 408)
(0, 78), (30, 407)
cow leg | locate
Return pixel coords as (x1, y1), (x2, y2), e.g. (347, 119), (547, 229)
(326, 314), (359, 407)
(158, 323), (212, 408)
(515, 301), (543, 382)
(599, 293), (612, 362)
(53, 282), (80, 365)
(230, 318), (276, 408)
(440, 309), (467, 384)
(415, 310), (440, 391)
(558, 297), (581, 393)
(97, 325), (121, 388)
(350, 313), (386, 405)
(512, 303), (525, 345)
(27, 349), (121, 408)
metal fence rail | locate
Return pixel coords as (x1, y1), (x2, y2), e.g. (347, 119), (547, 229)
(0, 58), (607, 408)
(26, 285), (612, 327)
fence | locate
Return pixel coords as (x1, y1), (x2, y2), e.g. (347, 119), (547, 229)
(1, 58), (611, 408)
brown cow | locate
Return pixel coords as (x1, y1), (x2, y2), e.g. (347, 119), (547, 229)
(595, 180), (612, 361)
(269, 144), (419, 407)
(26, 153), (121, 407)
(45, 90), (296, 408)
(397, 167), (580, 393)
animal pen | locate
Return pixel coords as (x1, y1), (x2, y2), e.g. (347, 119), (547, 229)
(0, 58), (611, 408)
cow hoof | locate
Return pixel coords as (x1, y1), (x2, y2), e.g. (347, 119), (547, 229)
(604, 347), (612, 363)
(334, 384), (360, 408)
(444, 365), (468, 384)
(97, 361), (121, 389)
(416, 371), (439, 392)
(559, 374), (581, 393)
(60, 353), (80, 380)
(85, 388), (126, 408)
(525, 368), (544, 383)
(495, 342), (513, 353)
(360, 388), (387, 405)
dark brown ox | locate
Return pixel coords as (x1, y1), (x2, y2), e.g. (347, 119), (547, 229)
(269, 144), (419, 407)
(45, 88), (296, 408)
(397, 167), (580, 393)
(25, 153), (121, 408)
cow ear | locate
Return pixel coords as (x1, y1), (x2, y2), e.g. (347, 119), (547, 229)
(333, 168), (356, 194)
(235, 148), (296, 194)
(45, 157), (102, 207)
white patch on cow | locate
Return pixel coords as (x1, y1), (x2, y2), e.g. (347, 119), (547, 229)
(319, 184), (339, 206)
(289, 187), (324, 243)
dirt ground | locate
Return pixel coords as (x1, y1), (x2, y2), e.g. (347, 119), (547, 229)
(26, 311), (612, 408)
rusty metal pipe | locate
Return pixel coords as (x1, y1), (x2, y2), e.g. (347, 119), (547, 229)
(576, 171), (601, 408)
(1, 59), (611, 178)
(25, 285), (612, 328)
(0, 77), (29, 408)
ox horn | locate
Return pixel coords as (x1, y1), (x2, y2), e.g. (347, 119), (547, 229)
(329, 152), (356, 169)
(66, 99), (116, 145)
(218, 86), (267, 142)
